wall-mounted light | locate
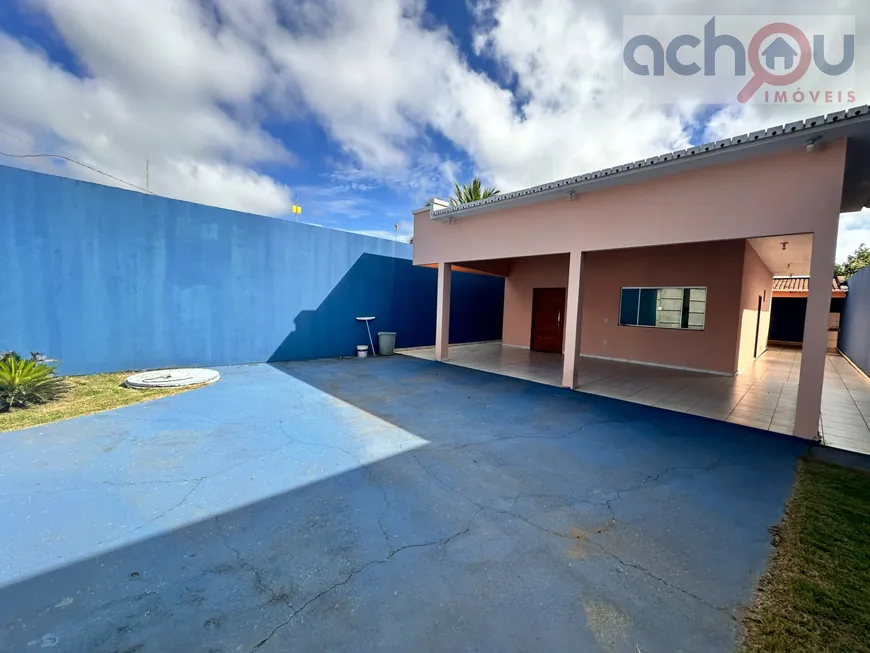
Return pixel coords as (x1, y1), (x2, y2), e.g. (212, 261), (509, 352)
(806, 136), (822, 152)
(568, 190), (577, 202)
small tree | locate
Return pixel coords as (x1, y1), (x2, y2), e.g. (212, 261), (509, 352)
(450, 178), (500, 205)
(834, 243), (870, 279)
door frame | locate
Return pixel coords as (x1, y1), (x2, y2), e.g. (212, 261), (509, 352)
(753, 294), (763, 358)
(530, 287), (567, 353)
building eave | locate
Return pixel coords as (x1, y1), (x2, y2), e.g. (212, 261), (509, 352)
(430, 106), (870, 221)
(772, 291), (847, 299)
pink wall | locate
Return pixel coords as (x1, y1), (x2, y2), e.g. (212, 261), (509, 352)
(736, 242), (774, 372)
(498, 242), (772, 373)
(579, 241), (745, 374)
(502, 254), (569, 347)
(413, 142), (847, 266)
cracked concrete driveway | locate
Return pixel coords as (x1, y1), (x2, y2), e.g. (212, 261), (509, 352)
(0, 356), (808, 652)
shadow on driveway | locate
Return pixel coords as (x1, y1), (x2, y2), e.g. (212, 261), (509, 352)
(0, 356), (808, 652)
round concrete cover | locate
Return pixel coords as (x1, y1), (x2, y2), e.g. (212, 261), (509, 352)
(125, 368), (220, 388)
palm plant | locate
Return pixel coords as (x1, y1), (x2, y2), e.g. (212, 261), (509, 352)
(0, 351), (67, 412)
(450, 178), (500, 206)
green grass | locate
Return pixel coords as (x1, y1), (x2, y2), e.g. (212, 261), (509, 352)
(741, 457), (870, 653)
(0, 372), (201, 433)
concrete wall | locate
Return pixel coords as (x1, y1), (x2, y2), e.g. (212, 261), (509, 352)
(502, 254), (569, 348)
(736, 242), (774, 372)
(0, 165), (503, 375)
(579, 241), (746, 374)
(394, 263), (505, 350)
(839, 264), (870, 376)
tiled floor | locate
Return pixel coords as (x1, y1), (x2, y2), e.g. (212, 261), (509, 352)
(401, 342), (870, 454)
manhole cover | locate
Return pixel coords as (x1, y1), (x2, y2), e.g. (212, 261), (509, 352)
(125, 368), (220, 389)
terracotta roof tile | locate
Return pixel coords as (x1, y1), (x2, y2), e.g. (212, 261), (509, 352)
(772, 277), (809, 292)
(771, 277), (844, 293)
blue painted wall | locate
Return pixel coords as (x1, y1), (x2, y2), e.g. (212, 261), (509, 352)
(0, 165), (504, 375)
(839, 265), (870, 376)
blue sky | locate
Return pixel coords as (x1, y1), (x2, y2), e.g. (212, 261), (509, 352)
(0, 0), (868, 256)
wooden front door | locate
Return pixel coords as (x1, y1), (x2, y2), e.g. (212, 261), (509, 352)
(531, 288), (566, 353)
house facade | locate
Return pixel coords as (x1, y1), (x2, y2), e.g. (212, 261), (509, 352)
(412, 106), (870, 441)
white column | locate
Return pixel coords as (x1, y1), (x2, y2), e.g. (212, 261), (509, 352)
(795, 219), (839, 439)
(435, 263), (452, 362)
(562, 251), (585, 388)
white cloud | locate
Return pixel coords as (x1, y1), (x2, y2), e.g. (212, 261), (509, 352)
(290, 182), (374, 223)
(838, 210), (870, 262)
(463, 0), (693, 189)
(344, 228), (413, 243)
(0, 1), (293, 216)
(185, 0), (694, 196)
(344, 217), (414, 242)
(2, 0), (870, 259)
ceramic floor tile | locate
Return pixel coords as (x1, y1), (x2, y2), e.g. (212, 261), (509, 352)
(656, 396), (699, 410)
(734, 395), (779, 407)
(729, 407), (776, 420)
(660, 392), (705, 402)
(823, 439), (870, 455)
(576, 382), (625, 394)
(822, 428), (870, 443)
(821, 424), (870, 439)
(653, 403), (696, 414)
(688, 409), (732, 420)
(589, 388), (632, 399)
(726, 415), (773, 429)
(630, 391), (678, 404)
(820, 413), (868, 428)
(630, 397), (661, 406)
(692, 405), (741, 416)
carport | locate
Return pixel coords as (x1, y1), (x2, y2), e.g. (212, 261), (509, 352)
(412, 106), (870, 442)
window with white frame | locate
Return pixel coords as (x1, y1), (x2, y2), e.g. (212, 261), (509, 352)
(618, 287), (707, 330)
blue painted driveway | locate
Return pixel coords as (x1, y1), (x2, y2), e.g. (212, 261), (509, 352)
(0, 357), (808, 652)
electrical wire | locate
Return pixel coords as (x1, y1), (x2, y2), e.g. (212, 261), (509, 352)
(0, 128), (32, 144)
(0, 150), (155, 194)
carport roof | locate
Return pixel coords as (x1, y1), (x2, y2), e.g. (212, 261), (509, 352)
(429, 105), (870, 221)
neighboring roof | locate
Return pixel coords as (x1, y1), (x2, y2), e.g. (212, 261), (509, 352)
(430, 105), (870, 221)
(772, 277), (846, 296)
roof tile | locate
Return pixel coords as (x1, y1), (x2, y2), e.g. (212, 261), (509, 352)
(771, 278), (844, 293)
